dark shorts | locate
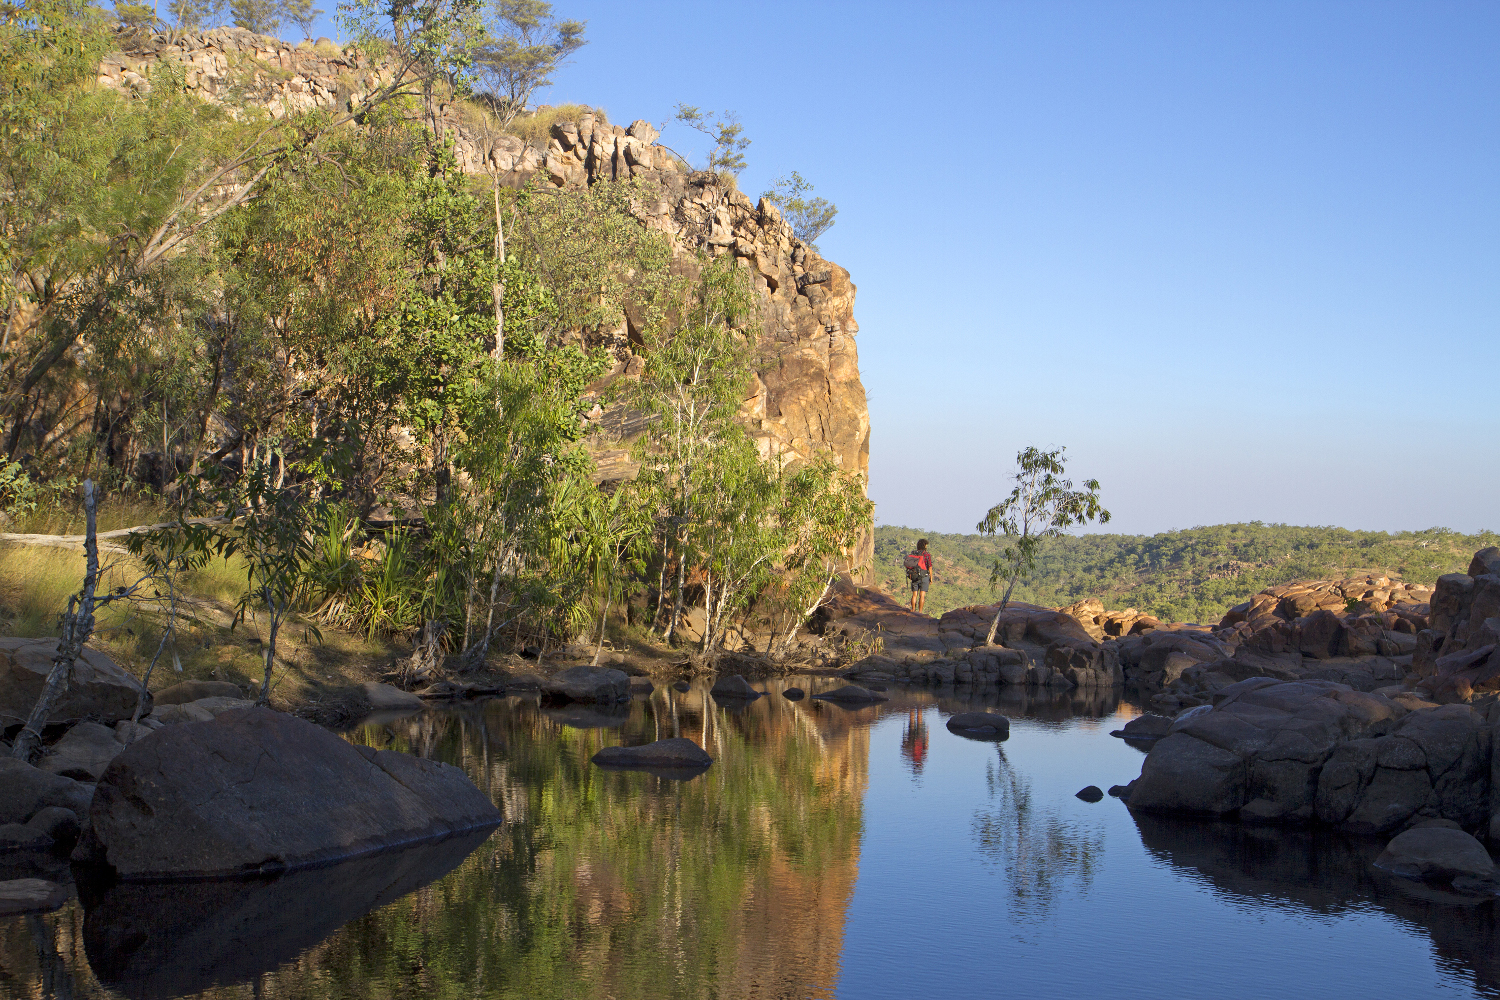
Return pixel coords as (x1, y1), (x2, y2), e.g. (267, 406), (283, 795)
(910, 571), (930, 593)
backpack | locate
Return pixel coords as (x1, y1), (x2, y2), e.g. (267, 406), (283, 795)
(903, 552), (924, 581)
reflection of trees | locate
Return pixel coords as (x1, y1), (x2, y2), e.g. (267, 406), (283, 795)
(971, 748), (1103, 919)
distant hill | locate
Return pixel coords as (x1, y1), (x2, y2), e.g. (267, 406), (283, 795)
(871, 523), (1498, 623)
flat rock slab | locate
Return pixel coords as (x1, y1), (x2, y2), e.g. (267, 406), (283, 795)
(811, 685), (888, 705)
(593, 737), (712, 770)
(361, 682), (425, 711)
(0, 878), (67, 915)
(542, 666), (630, 704)
(710, 675), (762, 699)
(1376, 827), (1498, 887)
(945, 712), (1011, 739)
(0, 637), (145, 725)
(153, 680), (243, 705)
(81, 706), (501, 878)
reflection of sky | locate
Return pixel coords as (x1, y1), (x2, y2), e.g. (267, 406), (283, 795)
(836, 706), (1481, 1000)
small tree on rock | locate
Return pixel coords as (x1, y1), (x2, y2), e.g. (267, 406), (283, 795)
(674, 105), (749, 177)
(762, 171), (837, 248)
(978, 446), (1110, 647)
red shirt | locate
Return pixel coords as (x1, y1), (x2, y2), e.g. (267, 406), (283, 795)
(913, 552), (932, 572)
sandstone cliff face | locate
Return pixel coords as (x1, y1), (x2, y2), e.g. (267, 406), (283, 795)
(99, 29), (873, 573)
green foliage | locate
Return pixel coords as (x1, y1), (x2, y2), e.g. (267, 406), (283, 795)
(0, 462), (38, 516)
(976, 446), (1109, 641)
(873, 522), (1500, 623)
(165, 0), (225, 30)
(674, 105), (749, 177)
(474, 0), (586, 127)
(761, 171), (837, 247)
(114, 1), (159, 28)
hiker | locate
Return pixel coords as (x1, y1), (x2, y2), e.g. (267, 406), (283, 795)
(904, 539), (937, 613)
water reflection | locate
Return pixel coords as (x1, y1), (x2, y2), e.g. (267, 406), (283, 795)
(900, 710), (930, 775)
(1134, 814), (1500, 996)
(972, 746), (1104, 920)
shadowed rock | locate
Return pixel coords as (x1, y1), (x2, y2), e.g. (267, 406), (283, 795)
(710, 675), (762, 699)
(811, 684), (888, 705)
(592, 738), (712, 780)
(0, 878), (67, 916)
(542, 666), (630, 704)
(0, 638), (146, 725)
(152, 680), (243, 705)
(79, 707), (500, 878)
(1076, 786), (1104, 803)
(1375, 828), (1498, 889)
(1110, 714), (1172, 740)
(945, 712), (1010, 739)
(0, 758), (93, 825)
(82, 830), (490, 1000)
(39, 722), (123, 781)
(783, 687), (805, 700)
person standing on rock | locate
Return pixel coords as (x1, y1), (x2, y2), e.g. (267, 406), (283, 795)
(905, 539), (937, 613)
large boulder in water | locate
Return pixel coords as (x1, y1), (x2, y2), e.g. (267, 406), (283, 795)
(1376, 827), (1498, 888)
(78, 707), (500, 878)
(0, 638), (145, 725)
(541, 666), (630, 704)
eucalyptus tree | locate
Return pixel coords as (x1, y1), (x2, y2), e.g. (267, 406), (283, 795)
(761, 172), (838, 247)
(978, 446), (1110, 646)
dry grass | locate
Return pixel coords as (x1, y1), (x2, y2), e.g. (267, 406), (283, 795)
(505, 103), (607, 143)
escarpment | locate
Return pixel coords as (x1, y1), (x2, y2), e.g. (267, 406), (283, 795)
(98, 28), (873, 574)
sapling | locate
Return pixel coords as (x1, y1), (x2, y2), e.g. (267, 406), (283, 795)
(978, 447), (1110, 647)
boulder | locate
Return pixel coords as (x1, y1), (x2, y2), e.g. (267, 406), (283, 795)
(80, 707), (501, 878)
(360, 682), (426, 712)
(710, 674), (762, 699)
(782, 687), (805, 700)
(0, 638), (145, 725)
(811, 684), (888, 704)
(0, 757), (94, 825)
(114, 720), (153, 744)
(38, 721), (124, 781)
(1076, 786), (1104, 803)
(1111, 714), (1173, 741)
(541, 666), (630, 704)
(1375, 827), (1497, 888)
(0, 823), (53, 850)
(152, 696), (256, 724)
(25, 806), (79, 845)
(944, 712), (1010, 738)
(152, 680), (244, 705)
(592, 737), (712, 771)
(0, 878), (67, 916)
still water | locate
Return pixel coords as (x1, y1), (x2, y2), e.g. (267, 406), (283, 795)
(4, 677), (1500, 998)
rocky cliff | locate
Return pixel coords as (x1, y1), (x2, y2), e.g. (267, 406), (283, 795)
(97, 27), (873, 572)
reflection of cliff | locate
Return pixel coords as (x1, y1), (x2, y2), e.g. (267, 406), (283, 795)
(334, 684), (870, 1000)
(1135, 814), (1500, 995)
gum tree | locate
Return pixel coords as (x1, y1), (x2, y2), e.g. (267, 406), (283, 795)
(978, 446), (1110, 647)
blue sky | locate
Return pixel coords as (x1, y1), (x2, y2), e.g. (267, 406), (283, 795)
(303, 0), (1499, 536)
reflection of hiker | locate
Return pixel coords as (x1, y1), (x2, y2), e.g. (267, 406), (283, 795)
(904, 539), (937, 613)
(901, 709), (929, 772)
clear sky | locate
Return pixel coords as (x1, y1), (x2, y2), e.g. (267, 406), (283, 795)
(306, 1), (1500, 536)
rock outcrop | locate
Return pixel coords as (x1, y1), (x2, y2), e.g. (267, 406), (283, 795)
(95, 27), (874, 576)
(542, 666), (630, 704)
(79, 707), (500, 877)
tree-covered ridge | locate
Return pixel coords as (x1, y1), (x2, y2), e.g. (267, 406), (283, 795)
(873, 523), (1499, 623)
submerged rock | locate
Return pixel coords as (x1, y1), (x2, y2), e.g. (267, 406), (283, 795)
(945, 712), (1010, 738)
(542, 666), (630, 704)
(79, 707), (500, 878)
(710, 675), (762, 699)
(783, 687), (805, 700)
(811, 684), (888, 705)
(0, 878), (67, 916)
(592, 737), (712, 771)
(1376, 828), (1498, 889)
(1076, 786), (1104, 803)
